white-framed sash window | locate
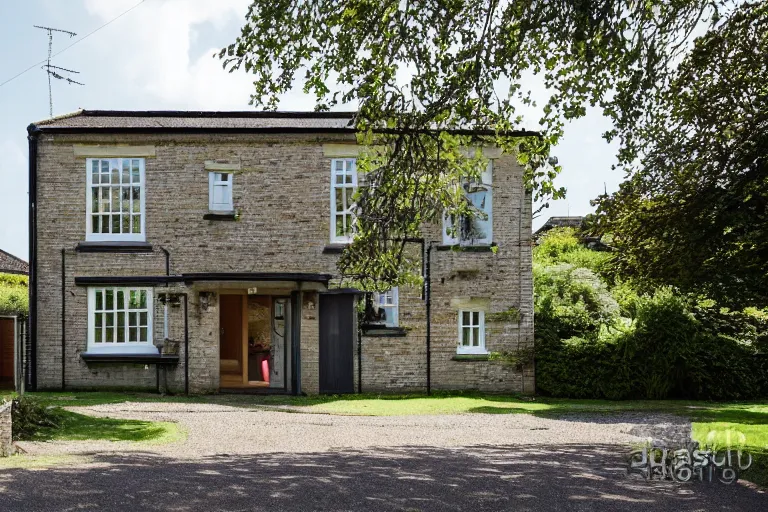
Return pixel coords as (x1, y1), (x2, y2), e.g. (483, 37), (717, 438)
(209, 171), (234, 212)
(87, 287), (156, 354)
(457, 310), (486, 354)
(330, 158), (358, 243)
(373, 287), (399, 327)
(443, 160), (493, 245)
(86, 158), (146, 241)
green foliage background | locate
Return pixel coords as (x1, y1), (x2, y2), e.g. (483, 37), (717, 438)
(534, 229), (768, 400)
(0, 273), (28, 316)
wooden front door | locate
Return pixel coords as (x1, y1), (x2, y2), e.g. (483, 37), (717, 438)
(318, 294), (355, 394)
(0, 319), (14, 386)
(220, 294), (245, 385)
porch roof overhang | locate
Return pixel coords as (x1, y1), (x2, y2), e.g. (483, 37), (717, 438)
(74, 272), (333, 287)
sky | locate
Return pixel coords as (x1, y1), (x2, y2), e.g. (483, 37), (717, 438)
(0, 0), (623, 262)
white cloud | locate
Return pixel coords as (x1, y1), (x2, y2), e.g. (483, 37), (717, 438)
(81, 0), (324, 110)
(82, 0), (265, 109)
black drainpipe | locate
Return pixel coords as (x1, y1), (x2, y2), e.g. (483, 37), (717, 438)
(159, 246), (170, 394)
(183, 293), (189, 395)
(27, 124), (39, 391)
(160, 246), (170, 277)
(357, 315), (362, 394)
(425, 242), (433, 396)
(61, 248), (66, 390)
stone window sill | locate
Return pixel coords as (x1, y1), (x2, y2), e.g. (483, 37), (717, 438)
(361, 325), (407, 337)
(322, 244), (349, 254)
(203, 212), (237, 221)
(436, 243), (497, 252)
(76, 241), (153, 253)
(80, 352), (179, 365)
(452, 354), (491, 361)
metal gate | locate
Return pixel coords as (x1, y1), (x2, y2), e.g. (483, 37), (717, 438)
(318, 294), (355, 394)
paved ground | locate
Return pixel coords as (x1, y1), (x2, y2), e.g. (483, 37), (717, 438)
(1, 403), (766, 511)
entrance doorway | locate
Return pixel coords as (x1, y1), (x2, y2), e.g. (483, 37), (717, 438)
(319, 294), (355, 394)
(0, 318), (14, 389)
(219, 293), (291, 391)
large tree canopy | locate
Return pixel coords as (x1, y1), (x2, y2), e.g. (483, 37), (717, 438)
(591, 2), (768, 309)
(220, 0), (732, 289)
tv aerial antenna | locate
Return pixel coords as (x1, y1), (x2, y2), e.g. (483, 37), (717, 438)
(34, 25), (83, 117)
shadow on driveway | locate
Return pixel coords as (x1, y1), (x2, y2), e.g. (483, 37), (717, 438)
(0, 444), (765, 511)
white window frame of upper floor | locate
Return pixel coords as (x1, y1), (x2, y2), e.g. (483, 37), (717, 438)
(208, 171), (234, 213)
(85, 158), (146, 242)
(443, 160), (493, 246)
(373, 287), (399, 327)
(86, 287), (156, 354)
(330, 158), (358, 243)
(457, 309), (487, 355)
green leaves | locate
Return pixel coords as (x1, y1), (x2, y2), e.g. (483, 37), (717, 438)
(221, 0), (734, 286)
(591, 2), (768, 309)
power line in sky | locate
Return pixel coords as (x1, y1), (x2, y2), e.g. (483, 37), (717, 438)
(0, 0), (149, 89)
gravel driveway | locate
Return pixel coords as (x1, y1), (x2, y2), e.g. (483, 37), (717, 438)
(4, 402), (766, 511)
(18, 401), (689, 457)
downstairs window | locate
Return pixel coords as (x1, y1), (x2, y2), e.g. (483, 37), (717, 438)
(87, 287), (156, 354)
(457, 310), (486, 354)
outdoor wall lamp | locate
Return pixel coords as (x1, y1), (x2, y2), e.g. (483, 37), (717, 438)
(199, 291), (214, 311)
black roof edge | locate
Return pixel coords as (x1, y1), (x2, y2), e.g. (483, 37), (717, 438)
(74, 272), (334, 286)
(80, 110), (358, 119)
(35, 125), (539, 138)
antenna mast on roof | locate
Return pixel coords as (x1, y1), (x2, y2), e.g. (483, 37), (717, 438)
(34, 25), (83, 117)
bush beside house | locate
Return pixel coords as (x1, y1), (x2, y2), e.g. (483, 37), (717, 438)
(0, 273), (28, 317)
(534, 228), (768, 400)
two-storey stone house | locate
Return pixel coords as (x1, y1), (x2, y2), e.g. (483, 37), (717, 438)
(25, 110), (534, 394)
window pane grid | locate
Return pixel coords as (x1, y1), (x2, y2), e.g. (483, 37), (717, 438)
(458, 310), (484, 349)
(88, 158), (143, 237)
(91, 287), (150, 345)
(331, 159), (357, 240)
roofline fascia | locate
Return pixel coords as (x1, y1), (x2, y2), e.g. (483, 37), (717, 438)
(80, 110), (357, 119)
(34, 125), (540, 138)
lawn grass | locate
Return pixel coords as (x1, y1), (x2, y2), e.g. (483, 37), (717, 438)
(30, 409), (184, 444)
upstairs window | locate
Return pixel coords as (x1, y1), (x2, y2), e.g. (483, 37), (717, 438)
(209, 172), (234, 212)
(372, 288), (399, 327)
(330, 158), (358, 243)
(86, 158), (145, 242)
(457, 310), (486, 354)
(87, 287), (155, 354)
(443, 160), (493, 245)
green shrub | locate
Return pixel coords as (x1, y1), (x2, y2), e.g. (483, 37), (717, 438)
(534, 263), (619, 341)
(0, 272), (28, 315)
(12, 396), (61, 441)
(0, 273), (28, 287)
(535, 227), (581, 260)
(533, 228), (767, 400)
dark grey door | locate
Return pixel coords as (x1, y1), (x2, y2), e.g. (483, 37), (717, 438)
(319, 294), (355, 394)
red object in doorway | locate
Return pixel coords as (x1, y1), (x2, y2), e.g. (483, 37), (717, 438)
(261, 359), (270, 384)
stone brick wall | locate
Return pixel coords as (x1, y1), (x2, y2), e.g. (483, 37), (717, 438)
(359, 148), (535, 394)
(0, 401), (12, 457)
(34, 131), (533, 394)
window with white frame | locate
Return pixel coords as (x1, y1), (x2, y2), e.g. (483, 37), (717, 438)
(86, 158), (145, 242)
(330, 158), (358, 243)
(443, 160), (493, 245)
(372, 288), (399, 327)
(87, 287), (155, 353)
(209, 171), (234, 212)
(457, 310), (486, 354)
